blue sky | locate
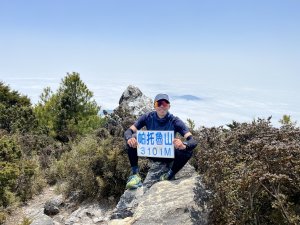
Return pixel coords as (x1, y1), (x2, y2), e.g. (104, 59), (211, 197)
(0, 0), (299, 126)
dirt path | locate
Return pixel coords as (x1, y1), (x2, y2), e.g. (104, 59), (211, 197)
(4, 186), (58, 225)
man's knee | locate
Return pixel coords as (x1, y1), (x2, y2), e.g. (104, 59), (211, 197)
(175, 148), (193, 159)
(125, 143), (137, 151)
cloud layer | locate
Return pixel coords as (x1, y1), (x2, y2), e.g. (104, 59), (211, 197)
(2, 76), (299, 128)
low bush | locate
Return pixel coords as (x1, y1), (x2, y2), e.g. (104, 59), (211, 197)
(0, 135), (47, 223)
(51, 131), (149, 202)
(192, 119), (300, 225)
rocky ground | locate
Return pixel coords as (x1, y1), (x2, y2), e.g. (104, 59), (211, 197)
(5, 186), (57, 225)
(109, 162), (210, 225)
(4, 185), (114, 225)
(4, 162), (210, 225)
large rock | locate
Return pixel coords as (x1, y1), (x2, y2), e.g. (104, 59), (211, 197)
(116, 85), (153, 117)
(44, 195), (64, 216)
(30, 214), (54, 225)
(104, 85), (153, 137)
(110, 162), (210, 225)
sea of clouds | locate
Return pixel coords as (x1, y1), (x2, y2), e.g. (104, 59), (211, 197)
(2, 75), (299, 128)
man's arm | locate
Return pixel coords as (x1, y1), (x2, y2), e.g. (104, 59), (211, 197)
(182, 134), (198, 151)
(124, 125), (138, 148)
(124, 125), (138, 139)
(124, 113), (148, 148)
(173, 132), (197, 150)
(184, 132), (192, 139)
(173, 116), (198, 150)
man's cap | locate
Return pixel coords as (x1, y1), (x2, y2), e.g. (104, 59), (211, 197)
(154, 93), (170, 103)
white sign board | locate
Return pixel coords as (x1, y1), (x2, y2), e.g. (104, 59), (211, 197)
(137, 130), (174, 158)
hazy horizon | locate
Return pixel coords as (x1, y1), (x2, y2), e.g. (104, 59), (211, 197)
(1, 1), (299, 127)
(2, 74), (299, 128)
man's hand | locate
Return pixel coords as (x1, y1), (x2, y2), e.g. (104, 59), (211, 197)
(173, 138), (186, 150)
(127, 137), (137, 148)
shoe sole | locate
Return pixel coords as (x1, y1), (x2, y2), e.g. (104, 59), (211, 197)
(126, 183), (142, 190)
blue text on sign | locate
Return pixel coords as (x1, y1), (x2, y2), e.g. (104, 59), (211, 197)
(137, 130), (174, 158)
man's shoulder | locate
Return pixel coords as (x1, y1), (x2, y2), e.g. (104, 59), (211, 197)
(170, 114), (186, 126)
(167, 113), (180, 122)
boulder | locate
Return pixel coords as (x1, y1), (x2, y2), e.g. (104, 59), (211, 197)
(110, 162), (210, 225)
(44, 195), (64, 216)
(30, 214), (54, 225)
(104, 85), (153, 136)
(116, 85), (153, 117)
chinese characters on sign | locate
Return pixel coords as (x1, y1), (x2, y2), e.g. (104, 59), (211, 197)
(137, 130), (174, 158)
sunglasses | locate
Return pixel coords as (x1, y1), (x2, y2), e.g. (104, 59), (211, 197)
(154, 100), (170, 107)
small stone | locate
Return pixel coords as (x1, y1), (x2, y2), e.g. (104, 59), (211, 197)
(93, 217), (104, 223)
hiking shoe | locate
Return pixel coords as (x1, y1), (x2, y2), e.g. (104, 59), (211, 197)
(126, 174), (142, 189)
(159, 173), (175, 181)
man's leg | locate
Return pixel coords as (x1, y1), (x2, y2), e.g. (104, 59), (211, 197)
(125, 144), (141, 189)
(126, 144), (139, 174)
(171, 149), (193, 174)
(160, 149), (193, 180)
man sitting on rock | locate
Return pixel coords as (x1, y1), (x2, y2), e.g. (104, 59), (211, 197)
(124, 93), (198, 189)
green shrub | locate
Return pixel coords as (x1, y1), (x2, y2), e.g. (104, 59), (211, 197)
(34, 72), (104, 142)
(0, 135), (46, 210)
(192, 118), (300, 225)
(15, 157), (46, 202)
(0, 162), (19, 207)
(0, 82), (38, 134)
(17, 134), (64, 168)
(19, 217), (32, 225)
(51, 132), (148, 202)
(0, 135), (21, 162)
(52, 135), (125, 200)
(0, 210), (6, 225)
(0, 82), (30, 107)
(279, 114), (297, 126)
(0, 135), (21, 207)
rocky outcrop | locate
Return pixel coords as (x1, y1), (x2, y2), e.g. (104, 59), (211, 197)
(10, 158), (209, 225)
(104, 85), (153, 136)
(110, 162), (211, 225)
(116, 85), (153, 117)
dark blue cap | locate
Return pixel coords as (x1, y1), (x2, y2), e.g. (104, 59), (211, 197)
(154, 94), (170, 103)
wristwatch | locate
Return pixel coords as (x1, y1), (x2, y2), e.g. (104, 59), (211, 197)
(183, 141), (188, 149)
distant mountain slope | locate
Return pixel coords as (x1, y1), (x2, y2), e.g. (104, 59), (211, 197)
(172, 95), (202, 101)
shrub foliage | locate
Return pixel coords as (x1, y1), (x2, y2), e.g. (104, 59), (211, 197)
(34, 72), (104, 142)
(192, 118), (300, 225)
(0, 82), (37, 133)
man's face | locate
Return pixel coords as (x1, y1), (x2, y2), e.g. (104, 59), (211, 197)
(154, 99), (170, 117)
